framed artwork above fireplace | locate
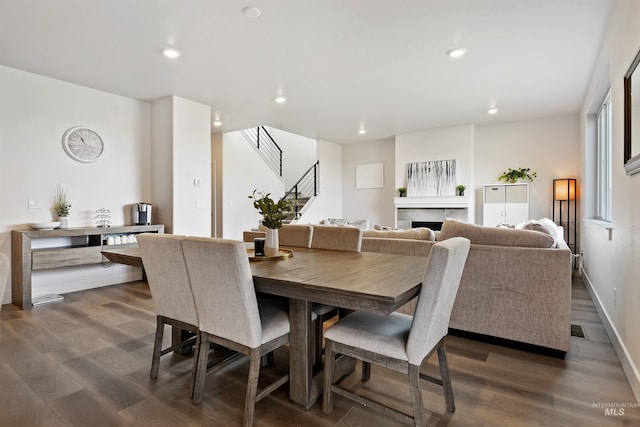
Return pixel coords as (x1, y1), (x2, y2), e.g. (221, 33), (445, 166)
(407, 159), (456, 196)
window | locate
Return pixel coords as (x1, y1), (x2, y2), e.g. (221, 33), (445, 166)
(596, 90), (612, 221)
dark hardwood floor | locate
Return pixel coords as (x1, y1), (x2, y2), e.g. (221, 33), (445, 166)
(1, 273), (638, 426)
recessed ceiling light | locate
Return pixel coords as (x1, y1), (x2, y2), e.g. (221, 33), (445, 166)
(162, 47), (181, 59)
(358, 128), (366, 135)
(488, 108), (498, 115)
(274, 96), (287, 104)
(213, 120), (222, 127)
(242, 6), (261, 18)
(446, 47), (467, 58)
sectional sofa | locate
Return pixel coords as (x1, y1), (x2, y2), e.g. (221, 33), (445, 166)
(362, 219), (572, 355)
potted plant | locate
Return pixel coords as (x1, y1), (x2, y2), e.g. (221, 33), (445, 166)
(397, 187), (407, 197)
(456, 185), (466, 196)
(53, 184), (72, 228)
(249, 190), (295, 255)
(498, 167), (537, 183)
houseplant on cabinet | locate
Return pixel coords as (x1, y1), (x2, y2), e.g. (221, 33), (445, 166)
(249, 190), (295, 255)
(53, 184), (72, 228)
(498, 167), (537, 183)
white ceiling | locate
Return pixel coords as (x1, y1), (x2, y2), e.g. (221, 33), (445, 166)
(0, 0), (614, 144)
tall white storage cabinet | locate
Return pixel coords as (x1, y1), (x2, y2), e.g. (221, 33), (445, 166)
(483, 183), (529, 226)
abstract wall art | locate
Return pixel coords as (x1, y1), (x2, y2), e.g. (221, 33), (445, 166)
(407, 159), (456, 196)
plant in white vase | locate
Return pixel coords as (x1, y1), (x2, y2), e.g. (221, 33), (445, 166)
(53, 184), (72, 228)
(249, 190), (295, 256)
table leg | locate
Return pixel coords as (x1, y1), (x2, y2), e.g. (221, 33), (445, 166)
(288, 298), (313, 408)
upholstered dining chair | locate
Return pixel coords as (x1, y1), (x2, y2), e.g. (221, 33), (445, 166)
(137, 233), (200, 381)
(0, 253), (9, 314)
(322, 237), (470, 427)
(181, 237), (292, 427)
(310, 224), (363, 366)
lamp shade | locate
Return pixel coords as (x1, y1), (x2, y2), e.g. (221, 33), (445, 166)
(554, 179), (576, 201)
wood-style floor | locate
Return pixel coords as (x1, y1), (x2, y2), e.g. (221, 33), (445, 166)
(1, 273), (638, 427)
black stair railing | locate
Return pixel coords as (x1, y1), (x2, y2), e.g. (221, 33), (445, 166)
(244, 126), (283, 177)
(282, 161), (319, 221)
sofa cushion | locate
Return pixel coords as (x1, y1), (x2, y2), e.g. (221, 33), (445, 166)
(322, 218), (369, 230)
(438, 219), (554, 248)
(363, 227), (435, 241)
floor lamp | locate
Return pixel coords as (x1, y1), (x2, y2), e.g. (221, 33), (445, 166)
(552, 178), (577, 258)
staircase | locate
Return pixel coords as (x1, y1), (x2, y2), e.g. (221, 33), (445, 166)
(243, 126), (318, 222)
(283, 161), (319, 223)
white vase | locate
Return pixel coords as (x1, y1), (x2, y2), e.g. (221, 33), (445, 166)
(265, 228), (279, 256)
(58, 216), (69, 229)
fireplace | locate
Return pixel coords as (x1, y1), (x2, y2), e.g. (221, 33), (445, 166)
(412, 221), (443, 231)
(394, 196), (473, 229)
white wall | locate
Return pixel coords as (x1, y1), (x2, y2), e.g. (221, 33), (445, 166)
(220, 131), (284, 240)
(579, 0), (640, 401)
(171, 97), (211, 237)
(474, 115), (580, 224)
(341, 138), (396, 228)
(0, 66), (151, 303)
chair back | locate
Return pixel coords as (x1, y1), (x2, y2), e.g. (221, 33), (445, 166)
(407, 237), (470, 365)
(279, 224), (313, 247)
(0, 253), (9, 313)
(310, 225), (362, 252)
(137, 233), (198, 326)
(181, 237), (263, 349)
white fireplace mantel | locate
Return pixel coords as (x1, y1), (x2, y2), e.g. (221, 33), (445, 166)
(394, 196), (473, 228)
(393, 196), (470, 209)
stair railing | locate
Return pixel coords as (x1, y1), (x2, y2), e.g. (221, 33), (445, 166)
(244, 126), (283, 177)
(283, 161), (319, 220)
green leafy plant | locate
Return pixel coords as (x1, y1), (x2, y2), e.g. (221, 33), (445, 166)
(397, 187), (407, 197)
(248, 189), (295, 229)
(456, 185), (466, 192)
(498, 167), (537, 183)
(53, 184), (71, 217)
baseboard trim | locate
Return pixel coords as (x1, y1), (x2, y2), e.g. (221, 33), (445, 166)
(581, 267), (640, 402)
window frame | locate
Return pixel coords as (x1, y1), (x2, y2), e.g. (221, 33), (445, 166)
(595, 90), (612, 221)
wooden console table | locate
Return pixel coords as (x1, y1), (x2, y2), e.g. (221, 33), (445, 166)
(11, 224), (164, 309)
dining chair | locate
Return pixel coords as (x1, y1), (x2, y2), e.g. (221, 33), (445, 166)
(181, 237), (291, 427)
(322, 237), (471, 427)
(0, 253), (9, 314)
(137, 233), (200, 381)
(310, 224), (363, 367)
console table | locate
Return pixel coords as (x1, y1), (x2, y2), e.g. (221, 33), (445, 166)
(11, 224), (164, 309)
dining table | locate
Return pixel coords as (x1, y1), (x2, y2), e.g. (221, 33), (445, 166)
(102, 244), (427, 409)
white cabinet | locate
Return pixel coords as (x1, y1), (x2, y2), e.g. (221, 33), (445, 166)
(483, 183), (529, 227)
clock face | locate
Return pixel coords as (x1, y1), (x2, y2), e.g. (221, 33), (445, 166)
(62, 126), (104, 162)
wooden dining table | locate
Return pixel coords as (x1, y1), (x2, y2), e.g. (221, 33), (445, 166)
(102, 245), (427, 409)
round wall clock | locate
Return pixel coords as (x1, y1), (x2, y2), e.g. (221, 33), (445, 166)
(62, 126), (105, 162)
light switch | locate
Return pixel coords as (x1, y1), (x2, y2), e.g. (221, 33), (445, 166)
(28, 199), (41, 209)
(193, 178), (200, 187)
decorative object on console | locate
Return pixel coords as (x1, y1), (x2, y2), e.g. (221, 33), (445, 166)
(249, 189), (295, 256)
(498, 167), (537, 183)
(95, 208), (112, 228)
(397, 187), (406, 197)
(552, 178), (577, 255)
(456, 184), (466, 196)
(407, 159), (456, 196)
(53, 184), (71, 229)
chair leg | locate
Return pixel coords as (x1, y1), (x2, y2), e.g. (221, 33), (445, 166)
(362, 361), (371, 381)
(243, 349), (261, 427)
(314, 316), (324, 367)
(437, 343), (455, 413)
(192, 333), (211, 405)
(408, 364), (427, 427)
(150, 316), (165, 379)
(322, 340), (335, 414)
(189, 332), (201, 399)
